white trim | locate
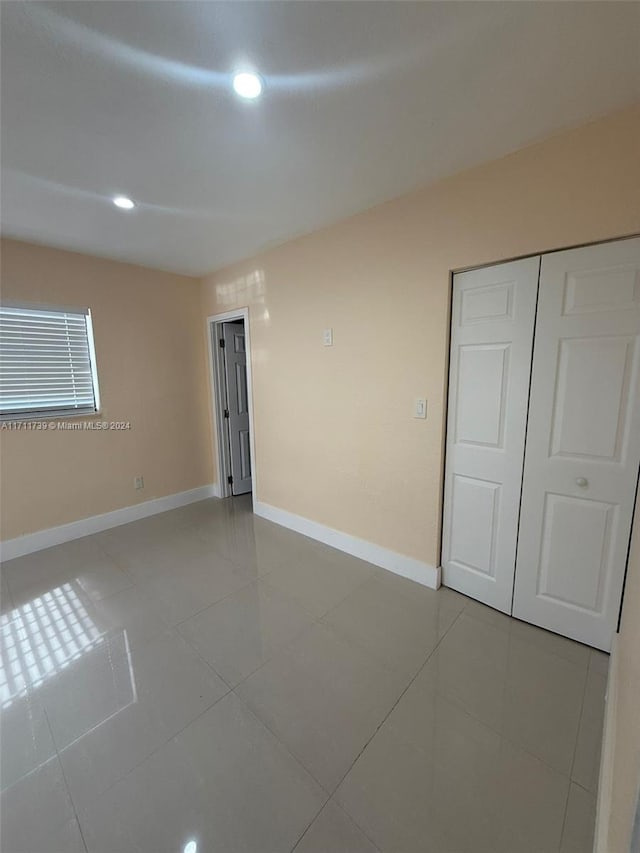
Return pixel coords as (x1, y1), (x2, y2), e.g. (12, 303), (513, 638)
(0, 484), (219, 561)
(254, 500), (441, 589)
(85, 309), (101, 413)
(1, 300), (91, 315)
(206, 307), (257, 504)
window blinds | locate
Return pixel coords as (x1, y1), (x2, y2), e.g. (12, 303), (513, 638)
(0, 305), (99, 417)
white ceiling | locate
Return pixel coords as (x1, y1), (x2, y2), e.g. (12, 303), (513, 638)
(1, 2), (639, 276)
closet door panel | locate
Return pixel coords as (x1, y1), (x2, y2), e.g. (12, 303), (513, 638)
(512, 237), (640, 651)
(442, 257), (540, 612)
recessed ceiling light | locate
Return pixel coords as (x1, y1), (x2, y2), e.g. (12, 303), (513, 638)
(232, 72), (263, 100)
(112, 195), (135, 210)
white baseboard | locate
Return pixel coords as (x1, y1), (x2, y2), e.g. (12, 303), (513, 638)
(3, 489), (440, 591)
(1, 484), (220, 561)
(254, 500), (440, 590)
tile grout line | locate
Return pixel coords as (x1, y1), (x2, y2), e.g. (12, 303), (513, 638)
(223, 630), (396, 853)
(572, 778), (598, 796)
(291, 602), (472, 851)
(61, 686), (234, 827)
(41, 703), (90, 853)
(557, 656), (593, 848)
(314, 566), (380, 624)
(457, 610), (598, 851)
(289, 800), (335, 853)
(37, 519), (252, 829)
(195, 562), (379, 695)
(172, 624), (238, 692)
(174, 588), (323, 694)
(326, 797), (384, 853)
(54, 570), (333, 838)
(452, 605), (597, 777)
(116, 550), (272, 630)
(3, 559), (21, 609)
(329, 600), (469, 797)
(220, 578), (406, 821)
(288, 796), (383, 853)
(229, 687), (335, 798)
(171, 566), (319, 633)
(570, 659), (592, 784)
(171, 576), (265, 633)
(222, 585), (465, 792)
(326, 598), (593, 851)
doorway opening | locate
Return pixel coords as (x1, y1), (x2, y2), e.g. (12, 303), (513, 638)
(207, 308), (256, 503)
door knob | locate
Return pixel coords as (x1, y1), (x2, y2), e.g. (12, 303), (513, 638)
(575, 477), (588, 488)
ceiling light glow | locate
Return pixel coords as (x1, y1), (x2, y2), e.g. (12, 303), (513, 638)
(183, 842), (197, 853)
(232, 72), (263, 100)
(112, 195), (135, 210)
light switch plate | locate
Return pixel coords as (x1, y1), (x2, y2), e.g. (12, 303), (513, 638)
(414, 398), (427, 419)
(323, 328), (333, 346)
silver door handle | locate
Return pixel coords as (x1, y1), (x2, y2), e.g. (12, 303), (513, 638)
(575, 477), (588, 488)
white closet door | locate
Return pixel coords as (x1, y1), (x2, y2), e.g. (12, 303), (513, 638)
(442, 257), (540, 612)
(513, 237), (640, 651)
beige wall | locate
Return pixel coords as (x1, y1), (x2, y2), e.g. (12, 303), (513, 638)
(202, 104), (640, 567)
(0, 239), (214, 540)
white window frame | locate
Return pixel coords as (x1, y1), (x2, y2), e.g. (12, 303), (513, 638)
(0, 302), (101, 421)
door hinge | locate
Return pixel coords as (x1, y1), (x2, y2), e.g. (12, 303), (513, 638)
(224, 409), (230, 419)
(227, 475), (233, 485)
(219, 338), (225, 348)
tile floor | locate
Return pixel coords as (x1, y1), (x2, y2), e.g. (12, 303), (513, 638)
(1, 496), (607, 853)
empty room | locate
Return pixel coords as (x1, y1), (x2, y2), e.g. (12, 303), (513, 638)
(1, 2), (639, 852)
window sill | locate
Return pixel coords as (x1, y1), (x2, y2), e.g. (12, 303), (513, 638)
(0, 410), (102, 424)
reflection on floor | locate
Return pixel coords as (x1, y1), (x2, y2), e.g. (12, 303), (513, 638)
(1, 495), (607, 852)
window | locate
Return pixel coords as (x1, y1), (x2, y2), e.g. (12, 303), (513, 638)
(0, 304), (100, 419)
